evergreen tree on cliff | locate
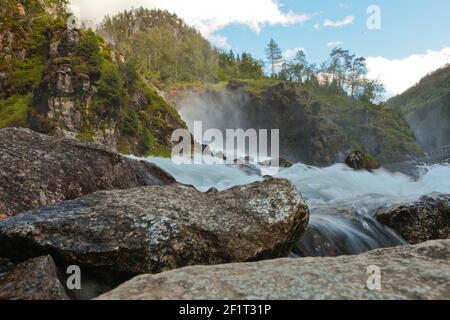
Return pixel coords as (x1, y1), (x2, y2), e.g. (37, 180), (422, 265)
(265, 39), (283, 77)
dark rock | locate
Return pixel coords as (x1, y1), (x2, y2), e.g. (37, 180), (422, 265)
(345, 150), (381, 171)
(0, 177), (309, 277)
(0, 257), (15, 276)
(260, 158), (293, 168)
(376, 194), (450, 244)
(0, 128), (175, 217)
(214, 151), (226, 160)
(230, 163), (262, 176)
(0, 256), (69, 300)
(97, 240), (450, 300)
(227, 79), (246, 91)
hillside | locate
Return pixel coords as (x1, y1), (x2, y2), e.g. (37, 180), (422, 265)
(386, 64), (450, 151)
(97, 8), (264, 85)
(170, 80), (421, 166)
(0, 0), (186, 157)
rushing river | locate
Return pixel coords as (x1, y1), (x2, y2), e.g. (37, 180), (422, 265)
(132, 155), (450, 257)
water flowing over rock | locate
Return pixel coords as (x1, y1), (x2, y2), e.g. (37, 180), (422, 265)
(0, 177), (309, 277)
(0, 256), (69, 300)
(376, 194), (450, 244)
(292, 203), (406, 257)
(97, 240), (450, 300)
(0, 128), (175, 217)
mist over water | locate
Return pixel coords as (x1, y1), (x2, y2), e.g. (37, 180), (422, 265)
(177, 90), (251, 138)
(135, 154), (450, 256)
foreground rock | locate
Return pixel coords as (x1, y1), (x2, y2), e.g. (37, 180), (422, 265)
(345, 151), (380, 171)
(0, 128), (175, 217)
(0, 177), (309, 276)
(97, 240), (450, 300)
(0, 256), (69, 300)
(0, 258), (14, 276)
(376, 194), (450, 244)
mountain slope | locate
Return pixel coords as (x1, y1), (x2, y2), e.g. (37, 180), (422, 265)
(97, 8), (264, 84)
(386, 64), (450, 151)
(171, 80), (421, 166)
(0, 0), (186, 156)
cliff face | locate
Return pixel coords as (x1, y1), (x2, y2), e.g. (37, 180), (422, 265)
(0, 0), (186, 157)
(172, 81), (421, 166)
(386, 64), (450, 152)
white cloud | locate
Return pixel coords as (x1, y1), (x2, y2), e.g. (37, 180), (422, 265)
(327, 41), (343, 47)
(69, 0), (311, 45)
(366, 47), (450, 98)
(283, 47), (305, 60)
(323, 15), (354, 28)
(208, 34), (230, 49)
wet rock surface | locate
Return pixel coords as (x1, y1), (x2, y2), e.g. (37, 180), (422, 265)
(0, 256), (69, 300)
(0, 177), (309, 277)
(0, 128), (175, 217)
(376, 194), (450, 244)
(345, 151), (381, 171)
(97, 240), (450, 300)
(260, 158), (293, 168)
(291, 201), (406, 257)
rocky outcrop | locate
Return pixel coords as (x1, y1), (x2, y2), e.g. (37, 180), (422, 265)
(174, 81), (421, 166)
(0, 128), (175, 217)
(97, 240), (450, 300)
(1, 2), (187, 156)
(345, 151), (381, 171)
(376, 194), (450, 244)
(0, 177), (309, 277)
(0, 256), (69, 300)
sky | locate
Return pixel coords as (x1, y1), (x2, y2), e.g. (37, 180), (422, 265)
(69, 0), (450, 99)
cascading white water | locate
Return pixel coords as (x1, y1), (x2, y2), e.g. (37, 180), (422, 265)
(132, 155), (450, 257)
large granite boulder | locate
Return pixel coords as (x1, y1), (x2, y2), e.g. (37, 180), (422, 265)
(0, 177), (309, 276)
(97, 240), (450, 300)
(0, 128), (175, 217)
(376, 194), (450, 244)
(0, 256), (69, 300)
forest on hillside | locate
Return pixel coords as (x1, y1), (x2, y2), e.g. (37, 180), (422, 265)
(98, 8), (383, 103)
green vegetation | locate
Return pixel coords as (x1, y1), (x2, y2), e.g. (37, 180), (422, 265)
(386, 64), (450, 113)
(265, 38), (283, 77)
(385, 64), (450, 150)
(0, 0), (423, 162)
(217, 79), (421, 164)
(97, 8), (264, 85)
(0, 0), (186, 157)
(93, 61), (128, 117)
(0, 94), (31, 128)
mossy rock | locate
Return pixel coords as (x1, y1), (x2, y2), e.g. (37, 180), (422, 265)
(345, 151), (381, 171)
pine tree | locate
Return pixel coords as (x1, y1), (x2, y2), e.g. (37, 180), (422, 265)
(265, 39), (282, 77)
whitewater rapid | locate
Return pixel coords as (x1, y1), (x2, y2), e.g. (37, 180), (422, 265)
(132, 156), (450, 256)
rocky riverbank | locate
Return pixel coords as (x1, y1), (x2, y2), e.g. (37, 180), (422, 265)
(0, 128), (175, 218)
(97, 239), (450, 300)
(0, 128), (449, 300)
